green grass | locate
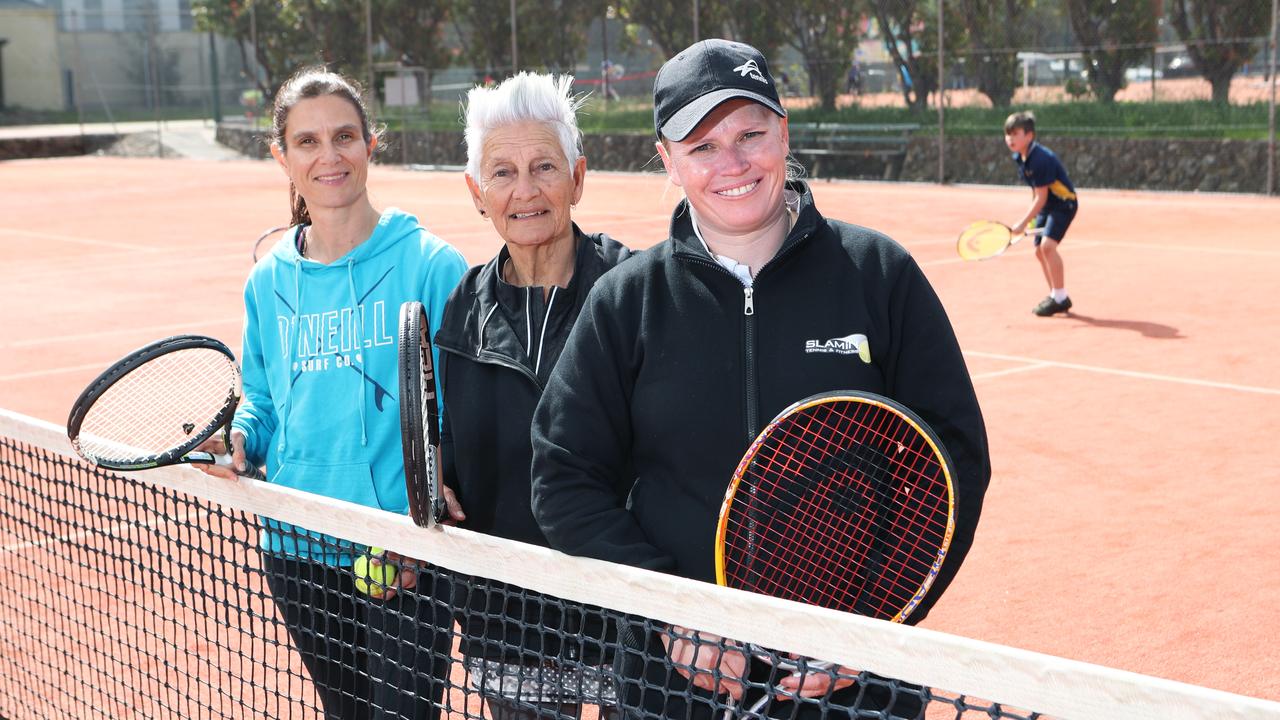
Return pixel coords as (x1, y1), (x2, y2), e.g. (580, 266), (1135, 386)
(0, 106), (214, 126)
(869, 100), (1276, 140)
(6, 97), (1271, 140)
(383, 97), (1275, 140)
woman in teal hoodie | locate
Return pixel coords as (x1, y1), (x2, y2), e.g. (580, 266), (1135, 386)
(196, 68), (468, 719)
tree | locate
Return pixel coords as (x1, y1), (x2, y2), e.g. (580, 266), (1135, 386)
(1065, 0), (1157, 103)
(786, 0), (863, 111)
(955, 0), (1033, 107)
(291, 0), (367, 77)
(722, 0), (790, 62)
(1169, 0), (1271, 104)
(373, 0), (454, 106)
(453, 0), (600, 78)
(868, 0), (962, 113)
(614, 0), (727, 58)
(192, 0), (325, 97)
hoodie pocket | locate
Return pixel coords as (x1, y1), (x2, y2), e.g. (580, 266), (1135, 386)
(271, 459), (384, 510)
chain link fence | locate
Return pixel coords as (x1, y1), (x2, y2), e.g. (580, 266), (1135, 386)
(1, 0), (1276, 191)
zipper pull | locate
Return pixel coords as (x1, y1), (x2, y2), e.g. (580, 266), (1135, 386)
(743, 286), (754, 316)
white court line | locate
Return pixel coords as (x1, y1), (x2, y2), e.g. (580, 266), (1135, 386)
(0, 362), (115, 382)
(920, 241), (1106, 267)
(0, 227), (159, 252)
(8, 251), (263, 284)
(1, 508), (208, 554)
(966, 350), (1280, 395)
(971, 362), (1054, 381)
(1, 318), (241, 350)
(1097, 240), (1280, 258)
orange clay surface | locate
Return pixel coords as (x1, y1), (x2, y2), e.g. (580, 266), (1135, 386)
(1, 156), (1277, 706)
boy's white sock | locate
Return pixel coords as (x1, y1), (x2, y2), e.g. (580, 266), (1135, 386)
(1051, 289), (1068, 303)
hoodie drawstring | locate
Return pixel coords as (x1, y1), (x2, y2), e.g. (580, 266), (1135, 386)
(280, 258), (304, 455)
(348, 259), (368, 447)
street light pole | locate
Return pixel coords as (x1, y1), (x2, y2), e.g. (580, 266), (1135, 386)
(510, 0), (519, 73)
(365, 0), (374, 99)
(248, 0), (258, 92)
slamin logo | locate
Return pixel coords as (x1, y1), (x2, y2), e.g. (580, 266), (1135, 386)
(805, 333), (872, 364)
(732, 59), (768, 85)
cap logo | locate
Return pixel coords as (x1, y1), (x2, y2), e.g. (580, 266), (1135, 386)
(732, 59), (767, 84)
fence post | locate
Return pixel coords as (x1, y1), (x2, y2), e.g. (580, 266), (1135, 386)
(208, 32), (221, 124)
(937, 0), (945, 185)
(1268, 0), (1278, 195)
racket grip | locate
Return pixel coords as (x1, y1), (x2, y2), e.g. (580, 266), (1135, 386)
(213, 452), (266, 481)
(238, 464), (267, 481)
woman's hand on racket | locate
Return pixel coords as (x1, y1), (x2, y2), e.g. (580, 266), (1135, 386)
(773, 662), (857, 700)
(192, 430), (250, 481)
(661, 625), (749, 699)
(439, 484), (466, 525)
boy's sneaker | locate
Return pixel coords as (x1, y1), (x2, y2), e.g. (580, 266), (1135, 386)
(1033, 296), (1073, 316)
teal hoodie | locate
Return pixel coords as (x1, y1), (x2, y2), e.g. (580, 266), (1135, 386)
(232, 208), (468, 564)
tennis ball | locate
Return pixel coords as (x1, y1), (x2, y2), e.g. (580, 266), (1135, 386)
(353, 547), (399, 599)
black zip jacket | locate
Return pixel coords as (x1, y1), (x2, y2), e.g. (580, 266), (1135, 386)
(531, 182), (990, 625)
(436, 225), (632, 663)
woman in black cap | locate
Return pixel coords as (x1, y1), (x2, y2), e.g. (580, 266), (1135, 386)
(531, 38), (991, 719)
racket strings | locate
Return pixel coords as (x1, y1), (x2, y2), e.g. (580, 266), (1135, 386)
(77, 349), (238, 462)
(723, 401), (951, 618)
(957, 222), (1013, 260)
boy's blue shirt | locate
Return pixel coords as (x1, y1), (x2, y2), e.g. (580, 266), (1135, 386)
(232, 207), (468, 564)
(1013, 141), (1078, 209)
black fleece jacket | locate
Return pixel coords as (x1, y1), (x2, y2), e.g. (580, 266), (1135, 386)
(530, 182), (990, 624)
(436, 225), (632, 662)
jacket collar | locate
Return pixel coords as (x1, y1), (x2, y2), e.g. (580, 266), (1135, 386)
(436, 223), (607, 358)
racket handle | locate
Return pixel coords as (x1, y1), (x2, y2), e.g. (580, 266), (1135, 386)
(213, 452), (266, 481)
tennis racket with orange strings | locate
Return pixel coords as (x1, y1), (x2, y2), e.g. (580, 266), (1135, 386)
(714, 391), (957, 716)
(956, 220), (1045, 261)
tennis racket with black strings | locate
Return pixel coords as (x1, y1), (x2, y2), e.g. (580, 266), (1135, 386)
(956, 219), (1045, 261)
(251, 225), (291, 263)
(714, 391), (957, 718)
(398, 300), (445, 528)
(67, 335), (266, 480)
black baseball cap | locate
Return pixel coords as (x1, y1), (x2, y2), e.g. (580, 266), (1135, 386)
(653, 39), (786, 142)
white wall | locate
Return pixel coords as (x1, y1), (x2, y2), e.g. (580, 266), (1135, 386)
(0, 6), (64, 111)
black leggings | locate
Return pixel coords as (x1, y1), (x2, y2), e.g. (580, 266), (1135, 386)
(263, 553), (455, 720)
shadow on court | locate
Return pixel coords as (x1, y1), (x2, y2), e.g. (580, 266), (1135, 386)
(1064, 313), (1183, 339)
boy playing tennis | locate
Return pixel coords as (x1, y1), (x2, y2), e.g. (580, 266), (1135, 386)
(1004, 110), (1079, 316)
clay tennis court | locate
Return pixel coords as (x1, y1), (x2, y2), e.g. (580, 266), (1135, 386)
(1, 155), (1277, 705)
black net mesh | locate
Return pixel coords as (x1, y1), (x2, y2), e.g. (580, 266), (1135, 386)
(0, 422), (1265, 720)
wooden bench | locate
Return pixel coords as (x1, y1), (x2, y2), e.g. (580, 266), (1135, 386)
(787, 122), (920, 180)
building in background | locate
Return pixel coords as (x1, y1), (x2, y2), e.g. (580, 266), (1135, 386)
(1, 0), (244, 117)
(0, 0), (62, 111)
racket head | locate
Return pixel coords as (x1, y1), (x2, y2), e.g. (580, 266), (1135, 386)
(252, 225), (290, 263)
(398, 301), (443, 528)
(715, 391), (956, 623)
(956, 220), (1015, 261)
(67, 335), (241, 471)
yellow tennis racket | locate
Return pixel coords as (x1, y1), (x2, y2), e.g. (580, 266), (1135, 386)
(956, 220), (1044, 261)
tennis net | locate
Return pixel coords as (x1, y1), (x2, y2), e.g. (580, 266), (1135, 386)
(1, 408), (1276, 720)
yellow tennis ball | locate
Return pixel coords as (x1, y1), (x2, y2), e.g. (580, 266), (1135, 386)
(353, 548), (398, 599)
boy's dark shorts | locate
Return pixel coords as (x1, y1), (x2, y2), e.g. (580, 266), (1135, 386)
(1033, 203), (1077, 245)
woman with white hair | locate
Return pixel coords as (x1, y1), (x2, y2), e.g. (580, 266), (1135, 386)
(433, 72), (631, 720)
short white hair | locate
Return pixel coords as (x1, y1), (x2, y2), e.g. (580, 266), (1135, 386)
(463, 72), (586, 179)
